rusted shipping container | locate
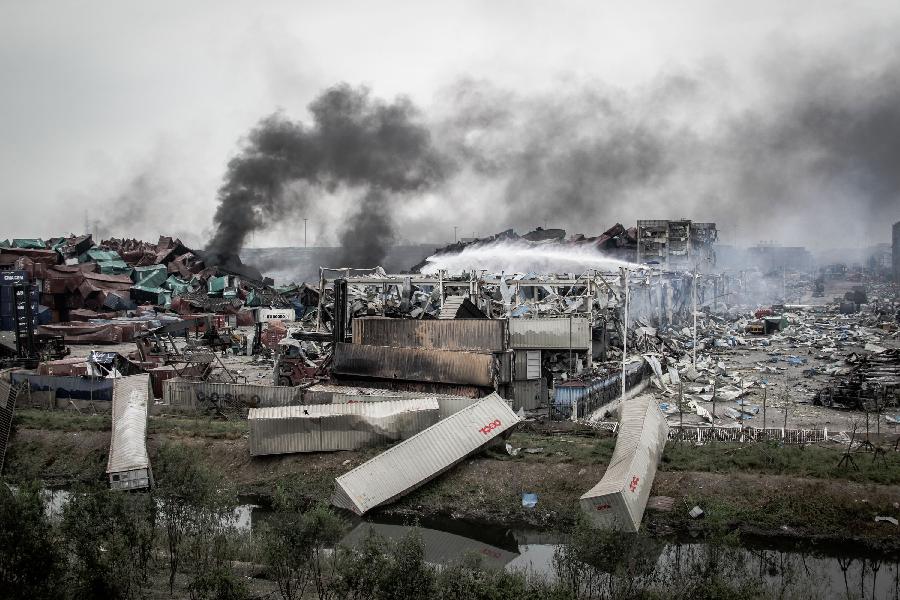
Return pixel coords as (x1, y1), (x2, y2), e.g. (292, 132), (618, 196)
(332, 343), (496, 387)
(318, 378), (490, 399)
(352, 318), (506, 352)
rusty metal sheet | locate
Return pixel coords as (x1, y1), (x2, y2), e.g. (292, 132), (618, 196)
(352, 318), (506, 352)
(333, 343), (496, 387)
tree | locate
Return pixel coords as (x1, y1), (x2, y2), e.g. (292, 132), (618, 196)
(263, 482), (344, 600)
(60, 487), (157, 600)
(0, 482), (64, 600)
(153, 443), (236, 594)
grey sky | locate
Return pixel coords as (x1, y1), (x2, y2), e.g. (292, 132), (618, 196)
(1, 1), (898, 249)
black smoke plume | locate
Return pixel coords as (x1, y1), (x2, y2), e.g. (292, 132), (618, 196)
(205, 84), (448, 267)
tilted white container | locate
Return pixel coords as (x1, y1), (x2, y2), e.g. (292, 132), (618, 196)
(579, 396), (669, 531)
(332, 393), (520, 515)
(248, 398), (440, 456)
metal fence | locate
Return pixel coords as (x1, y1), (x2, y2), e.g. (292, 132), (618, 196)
(667, 425), (832, 444)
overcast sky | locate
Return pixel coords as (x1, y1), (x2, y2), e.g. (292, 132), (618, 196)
(1, 1), (898, 249)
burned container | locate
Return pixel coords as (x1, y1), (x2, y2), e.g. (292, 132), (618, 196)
(352, 318), (506, 352)
(332, 342), (498, 387)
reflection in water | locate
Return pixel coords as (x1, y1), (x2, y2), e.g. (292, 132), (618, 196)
(342, 522), (519, 570)
(33, 491), (900, 599)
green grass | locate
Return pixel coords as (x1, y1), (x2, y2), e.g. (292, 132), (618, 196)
(13, 408), (248, 439)
(148, 416), (248, 439)
(660, 441), (900, 485)
(493, 431), (617, 464)
(14, 409), (110, 431)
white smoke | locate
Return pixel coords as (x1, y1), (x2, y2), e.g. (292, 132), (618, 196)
(420, 239), (642, 275)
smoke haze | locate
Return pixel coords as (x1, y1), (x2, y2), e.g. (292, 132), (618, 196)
(204, 83), (448, 267)
(205, 44), (900, 265)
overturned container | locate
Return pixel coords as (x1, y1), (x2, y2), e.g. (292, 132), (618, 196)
(248, 398), (440, 456)
(579, 396), (668, 531)
(332, 393), (520, 515)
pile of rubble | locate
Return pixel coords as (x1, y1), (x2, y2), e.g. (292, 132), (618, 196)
(0, 234), (316, 342)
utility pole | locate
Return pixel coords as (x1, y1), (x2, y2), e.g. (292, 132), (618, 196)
(621, 269), (629, 402)
(692, 272), (698, 367)
(304, 219), (308, 248)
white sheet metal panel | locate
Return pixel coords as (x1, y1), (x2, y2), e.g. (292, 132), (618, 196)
(509, 318), (591, 350)
(256, 308), (296, 323)
(332, 393), (520, 515)
(163, 378), (302, 411)
(352, 318), (506, 352)
(107, 374), (151, 489)
(513, 350), (541, 380)
(249, 399), (440, 456)
(579, 397), (669, 532)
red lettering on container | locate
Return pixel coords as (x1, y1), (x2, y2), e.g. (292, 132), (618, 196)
(595, 503), (612, 511)
(629, 476), (640, 492)
(478, 419), (502, 435)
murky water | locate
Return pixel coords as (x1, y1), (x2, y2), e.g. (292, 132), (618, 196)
(35, 489), (900, 599)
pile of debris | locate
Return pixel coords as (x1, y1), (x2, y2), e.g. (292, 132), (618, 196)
(0, 234), (310, 340)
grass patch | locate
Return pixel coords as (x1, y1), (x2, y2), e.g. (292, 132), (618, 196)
(498, 431), (617, 464)
(13, 409), (110, 432)
(148, 416), (248, 439)
(660, 441), (900, 485)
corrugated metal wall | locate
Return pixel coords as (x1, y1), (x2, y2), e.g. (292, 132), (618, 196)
(352, 318), (506, 352)
(107, 374), (151, 490)
(332, 343), (496, 386)
(511, 379), (542, 411)
(554, 361), (647, 418)
(332, 393), (520, 515)
(163, 378), (302, 412)
(508, 317), (591, 350)
(248, 399), (439, 455)
(579, 397), (669, 531)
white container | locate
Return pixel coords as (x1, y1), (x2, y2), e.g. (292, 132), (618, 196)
(249, 398), (440, 455)
(579, 397), (669, 531)
(509, 317), (591, 350)
(332, 393), (520, 515)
